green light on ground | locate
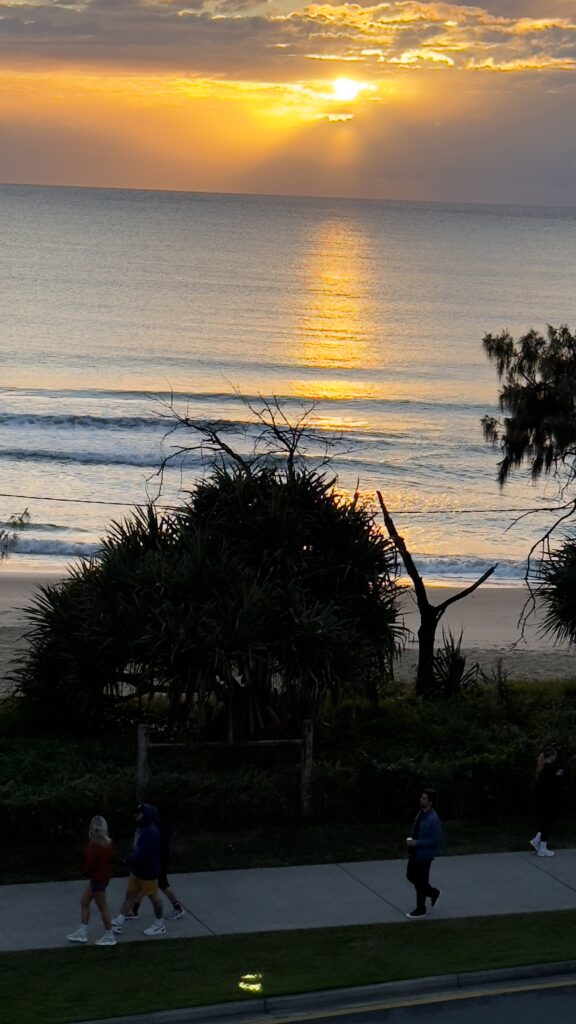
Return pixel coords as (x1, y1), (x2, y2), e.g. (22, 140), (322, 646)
(238, 972), (263, 993)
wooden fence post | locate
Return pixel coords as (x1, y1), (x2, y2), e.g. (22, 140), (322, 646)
(300, 719), (314, 819)
(136, 723), (150, 801)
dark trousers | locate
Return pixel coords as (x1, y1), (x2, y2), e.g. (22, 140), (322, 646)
(406, 857), (435, 912)
(537, 812), (555, 843)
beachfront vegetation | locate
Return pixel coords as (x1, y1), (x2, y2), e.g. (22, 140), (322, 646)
(13, 462), (401, 734)
(482, 324), (576, 644)
(2, 676), (576, 864)
(11, 400), (505, 714)
(0, 510), (29, 564)
(482, 324), (576, 487)
(535, 537), (576, 644)
(378, 492), (495, 695)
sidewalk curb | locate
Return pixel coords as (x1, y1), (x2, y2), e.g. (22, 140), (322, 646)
(74, 959), (576, 1024)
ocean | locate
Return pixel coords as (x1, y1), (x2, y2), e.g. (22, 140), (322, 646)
(1, 183), (576, 584)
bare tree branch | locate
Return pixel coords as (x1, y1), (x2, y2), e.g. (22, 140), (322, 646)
(435, 565), (498, 614)
(377, 491), (496, 694)
(149, 391), (350, 504)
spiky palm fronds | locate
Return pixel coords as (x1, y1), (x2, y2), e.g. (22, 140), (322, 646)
(432, 630), (480, 698)
(536, 538), (576, 645)
(15, 462), (403, 736)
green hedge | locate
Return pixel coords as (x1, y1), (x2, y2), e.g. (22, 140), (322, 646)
(2, 681), (576, 842)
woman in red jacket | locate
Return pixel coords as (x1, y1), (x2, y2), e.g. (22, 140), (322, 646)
(67, 816), (116, 946)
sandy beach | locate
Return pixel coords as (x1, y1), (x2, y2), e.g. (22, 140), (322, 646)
(397, 584), (575, 682)
(0, 571), (64, 689)
(0, 571), (574, 688)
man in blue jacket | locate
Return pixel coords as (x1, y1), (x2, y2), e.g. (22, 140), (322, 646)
(112, 804), (166, 937)
(405, 787), (443, 919)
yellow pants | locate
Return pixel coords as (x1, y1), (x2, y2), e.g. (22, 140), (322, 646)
(126, 873), (159, 900)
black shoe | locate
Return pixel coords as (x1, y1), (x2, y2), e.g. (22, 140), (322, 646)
(406, 908), (427, 919)
(430, 888), (441, 909)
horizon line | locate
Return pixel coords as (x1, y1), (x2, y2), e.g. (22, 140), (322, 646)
(1, 180), (575, 214)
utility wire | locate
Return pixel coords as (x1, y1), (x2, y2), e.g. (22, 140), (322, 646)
(374, 506), (565, 516)
(0, 490), (566, 516)
(0, 490), (173, 509)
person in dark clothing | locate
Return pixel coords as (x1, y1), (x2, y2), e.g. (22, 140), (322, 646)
(405, 788), (443, 919)
(127, 812), (185, 921)
(530, 749), (564, 857)
(111, 803), (166, 936)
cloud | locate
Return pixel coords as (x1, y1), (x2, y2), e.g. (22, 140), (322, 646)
(1, 0), (575, 204)
(1, 0), (575, 82)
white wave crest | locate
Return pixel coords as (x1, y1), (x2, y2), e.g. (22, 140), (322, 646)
(13, 538), (101, 557)
(412, 555), (526, 584)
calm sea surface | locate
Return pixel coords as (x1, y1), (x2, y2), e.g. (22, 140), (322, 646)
(1, 183), (576, 582)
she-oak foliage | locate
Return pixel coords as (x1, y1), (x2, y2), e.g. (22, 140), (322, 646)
(482, 324), (576, 486)
(482, 324), (576, 646)
(15, 465), (402, 735)
(0, 511), (29, 564)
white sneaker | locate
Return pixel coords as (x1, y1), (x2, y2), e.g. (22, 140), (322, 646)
(111, 917), (123, 935)
(143, 920), (166, 936)
(95, 932), (117, 946)
(67, 928), (88, 943)
(529, 834), (541, 853)
(538, 846), (556, 857)
(166, 907), (185, 920)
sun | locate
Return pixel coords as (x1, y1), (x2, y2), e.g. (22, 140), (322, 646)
(331, 78), (362, 103)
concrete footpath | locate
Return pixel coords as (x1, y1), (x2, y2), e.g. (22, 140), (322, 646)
(3, 847), (576, 952)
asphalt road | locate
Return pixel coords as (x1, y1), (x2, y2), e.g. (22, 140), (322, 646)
(282, 982), (576, 1024)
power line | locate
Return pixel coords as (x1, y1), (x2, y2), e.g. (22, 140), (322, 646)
(384, 506), (565, 516)
(0, 489), (566, 517)
(0, 490), (173, 509)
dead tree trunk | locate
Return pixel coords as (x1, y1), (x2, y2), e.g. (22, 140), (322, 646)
(377, 492), (497, 695)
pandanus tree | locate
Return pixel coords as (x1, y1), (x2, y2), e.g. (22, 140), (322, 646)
(16, 417), (403, 734)
(188, 464), (401, 726)
(536, 538), (576, 645)
(15, 507), (175, 728)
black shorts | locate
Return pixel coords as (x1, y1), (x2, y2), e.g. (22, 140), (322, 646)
(159, 872), (169, 890)
(90, 880), (109, 894)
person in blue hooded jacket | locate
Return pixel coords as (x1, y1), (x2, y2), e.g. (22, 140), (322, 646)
(111, 804), (166, 937)
(126, 811), (185, 921)
(405, 788), (443, 919)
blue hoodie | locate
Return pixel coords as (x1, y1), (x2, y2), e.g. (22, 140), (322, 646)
(126, 803), (161, 880)
(410, 807), (443, 861)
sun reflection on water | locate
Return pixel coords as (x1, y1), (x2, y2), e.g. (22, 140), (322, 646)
(310, 414), (369, 432)
(289, 220), (379, 405)
(289, 378), (379, 405)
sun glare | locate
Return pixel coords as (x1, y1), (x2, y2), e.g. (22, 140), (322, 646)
(331, 78), (362, 102)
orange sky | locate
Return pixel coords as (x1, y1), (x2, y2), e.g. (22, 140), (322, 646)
(1, 0), (575, 202)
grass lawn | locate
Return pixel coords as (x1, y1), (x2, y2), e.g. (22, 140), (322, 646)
(3, 910), (576, 1024)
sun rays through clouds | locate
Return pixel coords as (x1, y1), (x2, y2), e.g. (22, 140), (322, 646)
(1, 0), (575, 200)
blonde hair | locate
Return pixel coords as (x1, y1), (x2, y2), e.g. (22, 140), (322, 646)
(535, 749), (557, 778)
(89, 815), (111, 847)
